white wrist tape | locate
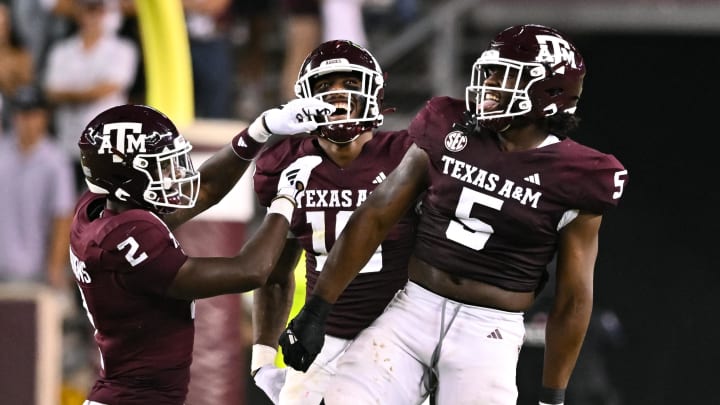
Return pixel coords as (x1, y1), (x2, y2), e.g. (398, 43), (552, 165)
(251, 344), (278, 372)
(267, 197), (295, 223)
(247, 114), (272, 143)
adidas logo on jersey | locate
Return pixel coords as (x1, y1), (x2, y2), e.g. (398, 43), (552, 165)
(236, 136), (248, 148)
(372, 172), (387, 184)
(523, 173), (541, 185)
(487, 328), (503, 339)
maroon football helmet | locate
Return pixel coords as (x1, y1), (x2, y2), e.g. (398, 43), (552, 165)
(466, 24), (586, 132)
(78, 104), (200, 214)
(295, 40), (385, 144)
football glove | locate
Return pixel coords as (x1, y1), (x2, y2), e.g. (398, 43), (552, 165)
(275, 155), (322, 204)
(268, 155), (323, 222)
(249, 98), (335, 142)
(278, 295), (332, 372)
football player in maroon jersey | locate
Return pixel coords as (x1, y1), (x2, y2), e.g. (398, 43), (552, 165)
(280, 25), (630, 405)
(250, 40), (417, 404)
(69, 99), (335, 405)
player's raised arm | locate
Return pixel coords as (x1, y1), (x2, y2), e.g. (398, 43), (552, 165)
(165, 155), (323, 299)
(164, 98), (335, 229)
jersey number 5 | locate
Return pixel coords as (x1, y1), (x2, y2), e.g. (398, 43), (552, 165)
(446, 187), (504, 251)
(613, 170), (628, 199)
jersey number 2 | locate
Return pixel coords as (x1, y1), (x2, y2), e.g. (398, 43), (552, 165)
(117, 236), (148, 267)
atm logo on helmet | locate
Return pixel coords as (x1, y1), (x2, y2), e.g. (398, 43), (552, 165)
(535, 35), (577, 70)
(97, 122), (147, 158)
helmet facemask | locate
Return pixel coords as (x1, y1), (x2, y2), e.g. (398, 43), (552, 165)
(466, 52), (546, 122)
(295, 59), (384, 144)
(133, 137), (200, 214)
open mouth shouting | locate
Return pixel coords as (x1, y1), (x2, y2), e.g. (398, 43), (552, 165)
(325, 95), (357, 121)
(481, 92), (501, 112)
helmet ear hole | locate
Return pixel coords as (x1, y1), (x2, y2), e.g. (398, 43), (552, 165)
(134, 157), (148, 169)
(530, 66), (544, 77)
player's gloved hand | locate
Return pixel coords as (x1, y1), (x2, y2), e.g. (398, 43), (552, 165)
(248, 98), (335, 142)
(266, 98), (335, 134)
(250, 344), (287, 405)
(538, 387), (565, 405)
(278, 294), (332, 372)
(275, 155), (323, 203)
(268, 155), (322, 223)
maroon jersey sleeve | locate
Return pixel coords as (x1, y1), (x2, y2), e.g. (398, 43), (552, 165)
(101, 216), (188, 296)
(71, 195), (187, 297)
(575, 146), (628, 213)
(410, 96), (468, 153)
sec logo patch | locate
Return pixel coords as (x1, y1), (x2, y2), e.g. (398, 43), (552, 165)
(444, 131), (467, 152)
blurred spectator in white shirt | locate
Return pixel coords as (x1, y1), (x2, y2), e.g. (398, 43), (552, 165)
(43, 0), (138, 191)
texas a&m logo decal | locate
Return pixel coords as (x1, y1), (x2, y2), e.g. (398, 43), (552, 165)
(535, 34), (577, 71)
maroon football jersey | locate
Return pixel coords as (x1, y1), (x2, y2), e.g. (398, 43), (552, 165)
(254, 132), (416, 339)
(410, 97), (629, 292)
(69, 191), (193, 404)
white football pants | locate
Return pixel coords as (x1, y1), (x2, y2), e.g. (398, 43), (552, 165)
(323, 281), (525, 405)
